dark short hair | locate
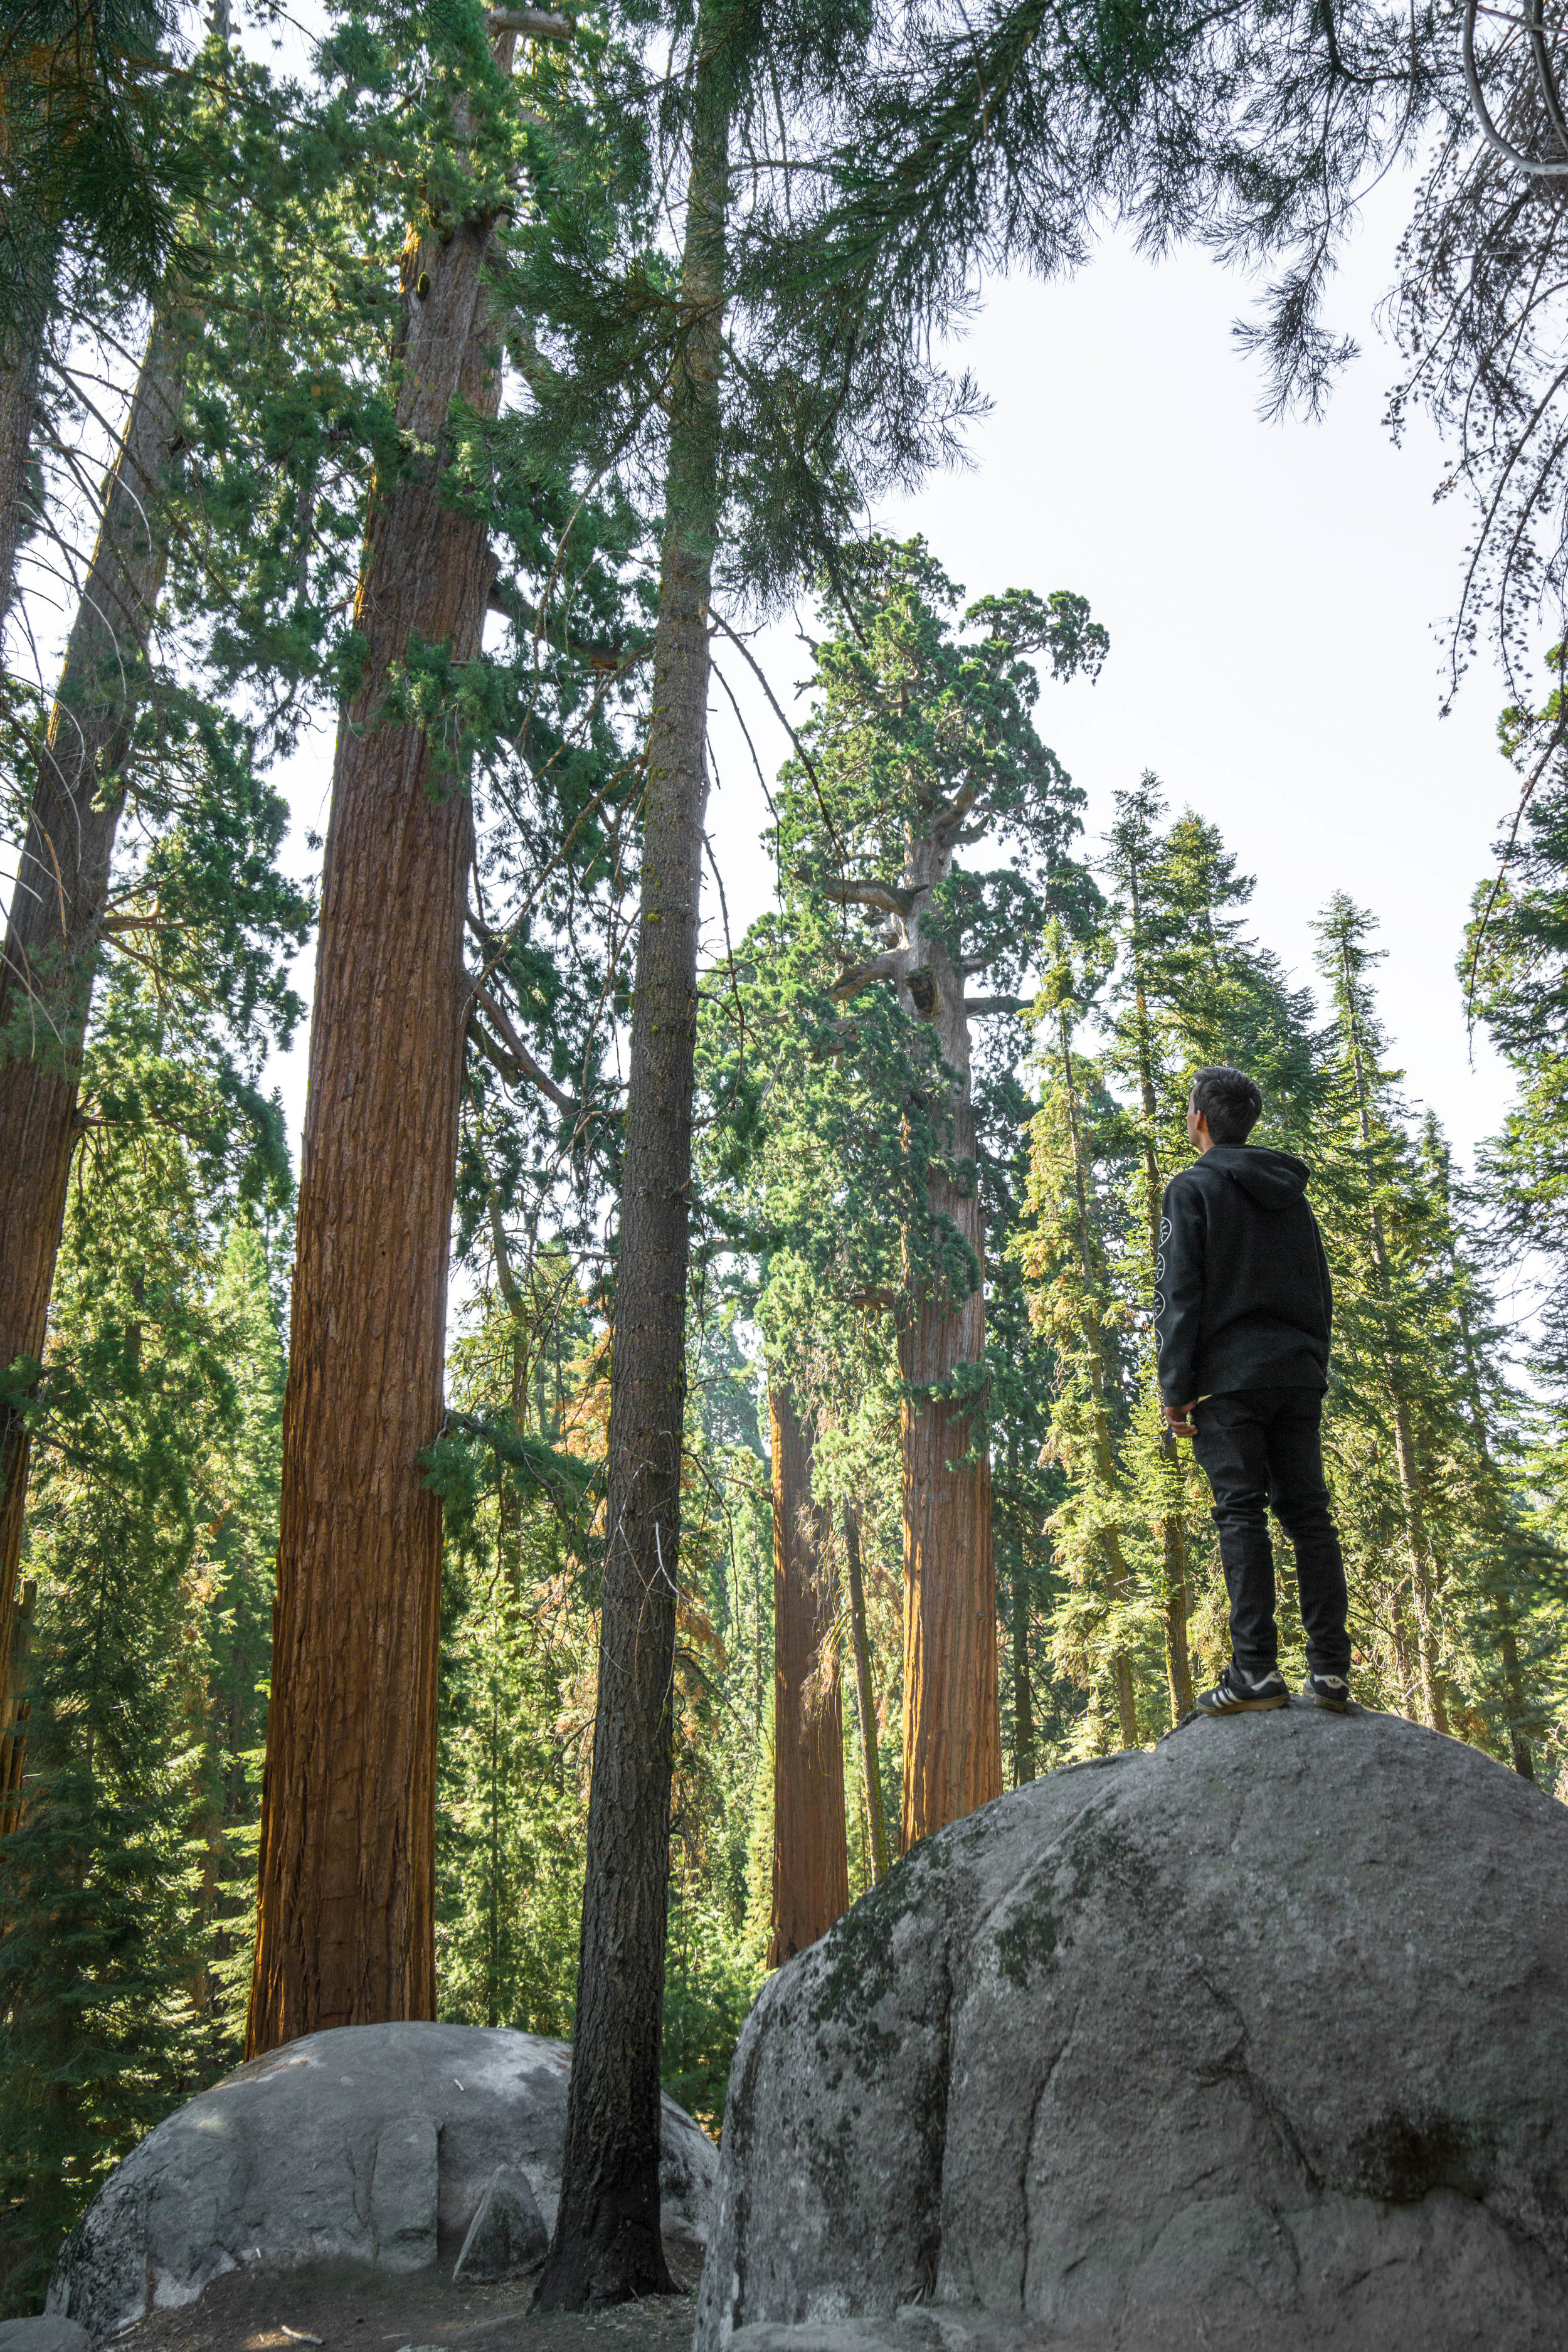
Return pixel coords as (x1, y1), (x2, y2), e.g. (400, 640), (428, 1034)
(1190, 1065), (1263, 1147)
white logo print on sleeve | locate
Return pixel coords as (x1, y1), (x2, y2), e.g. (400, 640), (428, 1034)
(1154, 1216), (1172, 1322)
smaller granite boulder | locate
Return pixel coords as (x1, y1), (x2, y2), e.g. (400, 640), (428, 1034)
(452, 2164), (548, 2282)
(0, 2323), (92, 2352)
(731, 2318), (1036, 2352)
(48, 2023), (717, 2343)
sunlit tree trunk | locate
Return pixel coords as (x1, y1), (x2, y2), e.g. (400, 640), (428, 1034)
(1002, 1424), (1036, 1785)
(533, 2), (728, 2306)
(1385, 1582), (1419, 1715)
(1056, 1004), (1138, 1748)
(1451, 1278), (1537, 1779)
(1010, 1571), (1035, 1785)
(488, 1187), (530, 1597)
(842, 1501), (888, 1882)
(0, 318), (186, 1814)
(245, 55), (516, 2045)
(766, 1387), (848, 1963)
(1125, 866), (1195, 1724)
(1337, 938), (1448, 1735)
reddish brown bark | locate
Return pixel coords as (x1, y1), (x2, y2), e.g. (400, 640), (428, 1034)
(0, 1580), (36, 1827)
(899, 1110), (1002, 1846)
(881, 829), (1002, 1848)
(0, 319), (185, 1804)
(824, 758), (1003, 1838)
(766, 1387), (848, 1964)
(244, 156), (509, 2051)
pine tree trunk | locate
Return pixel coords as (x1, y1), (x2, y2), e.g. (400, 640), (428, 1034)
(532, 11), (727, 2306)
(1384, 1578), (1416, 1710)
(1498, 1624), (1536, 1781)
(1010, 1563), (1035, 1786)
(1160, 1515), (1194, 1717)
(244, 159), (509, 2050)
(1056, 1009), (1138, 1746)
(489, 1191), (529, 1597)
(0, 320), (185, 1813)
(0, 309), (44, 626)
(1337, 950), (1448, 1735)
(766, 1388), (848, 1963)
(1452, 1279), (1536, 1779)
(1001, 1421), (1034, 1784)
(1111, 1653), (1138, 1749)
(1126, 924), (1194, 1724)
(842, 1502), (888, 1882)
(1387, 1397), (1449, 1734)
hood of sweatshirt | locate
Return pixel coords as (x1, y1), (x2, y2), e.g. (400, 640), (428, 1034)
(1203, 1143), (1311, 1209)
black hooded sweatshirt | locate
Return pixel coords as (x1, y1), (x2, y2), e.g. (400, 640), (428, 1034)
(1155, 1144), (1333, 1406)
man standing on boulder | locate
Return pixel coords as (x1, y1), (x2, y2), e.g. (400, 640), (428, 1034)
(1157, 1064), (1353, 1716)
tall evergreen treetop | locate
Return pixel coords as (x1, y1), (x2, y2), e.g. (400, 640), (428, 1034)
(1465, 740), (1568, 1401)
(0, 0), (198, 319)
(511, 0), (983, 617)
(714, 534), (1106, 1341)
(1103, 775), (1322, 1157)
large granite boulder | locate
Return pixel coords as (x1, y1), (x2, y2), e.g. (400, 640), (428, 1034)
(49, 2023), (716, 2342)
(694, 1704), (1568, 2352)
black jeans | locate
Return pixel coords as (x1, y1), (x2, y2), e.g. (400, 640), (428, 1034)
(1190, 1386), (1351, 1680)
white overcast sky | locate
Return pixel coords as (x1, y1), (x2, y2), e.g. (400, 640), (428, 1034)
(267, 169), (1526, 1186)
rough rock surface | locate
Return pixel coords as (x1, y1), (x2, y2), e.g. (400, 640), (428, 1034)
(49, 2025), (716, 2343)
(0, 2322), (91, 2352)
(695, 1704), (1568, 2352)
(452, 2163), (549, 2281)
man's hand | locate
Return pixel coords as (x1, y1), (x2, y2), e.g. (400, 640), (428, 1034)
(1165, 1400), (1199, 1440)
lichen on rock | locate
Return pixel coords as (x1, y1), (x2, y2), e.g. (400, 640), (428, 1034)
(694, 1705), (1568, 2352)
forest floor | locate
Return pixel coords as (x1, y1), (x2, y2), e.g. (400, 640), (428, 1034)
(110, 2252), (703, 2352)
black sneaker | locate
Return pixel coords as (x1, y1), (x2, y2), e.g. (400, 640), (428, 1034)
(1301, 1671), (1352, 1712)
(1195, 1663), (1290, 1716)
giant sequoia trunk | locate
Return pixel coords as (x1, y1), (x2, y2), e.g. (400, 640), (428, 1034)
(532, 7), (728, 2309)
(899, 1127), (1000, 1841)
(0, 320), (186, 1811)
(766, 1387), (848, 1964)
(0, 1581), (36, 1828)
(244, 116), (513, 2049)
(893, 839), (1002, 1848)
